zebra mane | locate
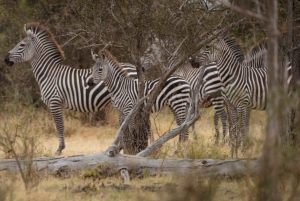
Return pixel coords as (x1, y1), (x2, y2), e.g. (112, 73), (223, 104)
(98, 49), (128, 76)
(221, 37), (244, 63)
(244, 38), (267, 60)
(25, 22), (66, 61)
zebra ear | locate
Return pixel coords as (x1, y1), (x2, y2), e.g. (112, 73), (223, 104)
(24, 24), (33, 36)
(91, 50), (99, 61)
(101, 51), (106, 60)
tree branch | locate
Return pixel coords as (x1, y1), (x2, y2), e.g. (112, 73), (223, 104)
(136, 62), (206, 157)
(110, 96), (149, 147)
(213, 0), (266, 22)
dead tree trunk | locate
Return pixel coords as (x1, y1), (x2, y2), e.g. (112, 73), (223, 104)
(0, 152), (262, 179)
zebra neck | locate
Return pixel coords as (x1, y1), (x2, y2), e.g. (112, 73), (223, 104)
(104, 64), (135, 94)
(30, 55), (64, 85)
(28, 56), (63, 106)
(216, 51), (243, 84)
(175, 64), (200, 83)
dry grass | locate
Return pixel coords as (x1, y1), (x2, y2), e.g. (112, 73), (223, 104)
(0, 169), (253, 201)
(0, 105), (268, 201)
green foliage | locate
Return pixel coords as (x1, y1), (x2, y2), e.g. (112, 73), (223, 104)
(83, 161), (114, 180)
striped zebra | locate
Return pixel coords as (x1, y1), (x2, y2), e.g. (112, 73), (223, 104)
(174, 62), (228, 143)
(88, 50), (191, 143)
(200, 37), (292, 149)
(243, 38), (292, 84)
(242, 39), (267, 68)
(233, 38), (291, 141)
(4, 23), (137, 155)
(140, 39), (229, 143)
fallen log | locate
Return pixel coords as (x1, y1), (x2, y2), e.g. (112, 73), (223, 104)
(0, 150), (261, 181)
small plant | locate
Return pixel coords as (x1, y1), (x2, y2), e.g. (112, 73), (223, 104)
(83, 161), (115, 180)
(0, 86), (42, 193)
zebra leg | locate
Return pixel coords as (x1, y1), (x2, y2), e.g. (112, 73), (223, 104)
(50, 99), (65, 155)
(240, 107), (252, 153)
(220, 110), (228, 143)
(190, 101), (197, 140)
(213, 111), (220, 144)
(117, 111), (126, 151)
(225, 102), (239, 157)
(117, 111), (139, 154)
(192, 123), (197, 140)
(245, 109), (251, 138)
(148, 127), (155, 143)
(212, 98), (227, 144)
(237, 105), (249, 153)
(171, 107), (188, 143)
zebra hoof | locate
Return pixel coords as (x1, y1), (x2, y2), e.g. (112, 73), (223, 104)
(54, 147), (64, 155)
(54, 150), (62, 155)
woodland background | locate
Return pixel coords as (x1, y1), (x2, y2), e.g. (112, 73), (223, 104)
(0, 1), (300, 201)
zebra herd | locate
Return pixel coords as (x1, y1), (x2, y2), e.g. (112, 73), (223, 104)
(4, 23), (292, 155)
(4, 23), (138, 155)
(88, 50), (191, 143)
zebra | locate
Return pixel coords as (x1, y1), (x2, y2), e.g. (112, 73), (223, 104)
(88, 49), (191, 144)
(4, 23), (138, 155)
(243, 38), (292, 85)
(242, 39), (267, 68)
(174, 61), (228, 143)
(199, 37), (292, 149)
(140, 39), (229, 143)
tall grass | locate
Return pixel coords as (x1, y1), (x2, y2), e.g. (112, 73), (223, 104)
(2, 94), (300, 200)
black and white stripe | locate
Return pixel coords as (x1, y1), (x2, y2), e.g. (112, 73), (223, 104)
(140, 39), (229, 143)
(90, 50), (191, 142)
(4, 23), (137, 155)
(174, 62), (228, 143)
(203, 37), (292, 147)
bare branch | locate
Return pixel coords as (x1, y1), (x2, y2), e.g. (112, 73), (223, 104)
(77, 44), (105, 50)
(136, 65), (206, 157)
(213, 0), (266, 22)
(61, 35), (79, 48)
(144, 18), (245, 115)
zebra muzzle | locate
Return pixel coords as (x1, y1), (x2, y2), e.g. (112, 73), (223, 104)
(4, 53), (14, 67)
(87, 77), (96, 87)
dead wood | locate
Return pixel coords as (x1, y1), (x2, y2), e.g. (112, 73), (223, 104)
(0, 152), (261, 180)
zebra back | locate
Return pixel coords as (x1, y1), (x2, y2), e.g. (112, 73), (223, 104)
(243, 38), (267, 68)
(192, 36), (244, 67)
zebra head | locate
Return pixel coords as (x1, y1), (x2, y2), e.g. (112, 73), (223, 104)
(188, 40), (223, 69)
(4, 24), (37, 66)
(88, 50), (101, 86)
(140, 37), (169, 71)
(197, 41), (222, 66)
(88, 50), (111, 86)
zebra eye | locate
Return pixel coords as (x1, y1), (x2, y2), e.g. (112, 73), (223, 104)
(20, 44), (26, 47)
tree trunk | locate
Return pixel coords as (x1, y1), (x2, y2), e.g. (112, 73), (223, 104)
(0, 152), (263, 179)
(287, 0), (300, 147)
(257, 0), (281, 200)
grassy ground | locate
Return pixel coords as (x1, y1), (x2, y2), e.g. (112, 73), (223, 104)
(0, 105), (267, 201)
